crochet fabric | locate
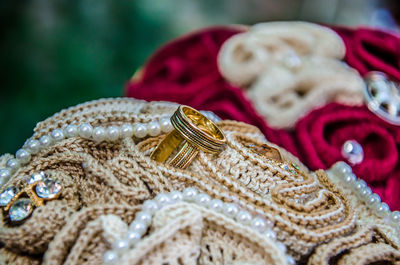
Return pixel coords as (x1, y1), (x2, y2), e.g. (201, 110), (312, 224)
(0, 98), (399, 265)
(124, 24), (400, 211)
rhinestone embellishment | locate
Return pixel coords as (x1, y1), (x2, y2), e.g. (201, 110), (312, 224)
(0, 186), (18, 206)
(27, 171), (46, 184)
(36, 178), (62, 199)
(364, 71), (400, 125)
(0, 171), (62, 222)
(9, 198), (33, 222)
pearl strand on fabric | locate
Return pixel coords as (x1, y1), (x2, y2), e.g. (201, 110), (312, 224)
(0, 111), (221, 189)
(329, 162), (400, 231)
(103, 187), (295, 265)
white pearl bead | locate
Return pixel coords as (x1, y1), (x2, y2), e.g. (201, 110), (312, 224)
(169, 191), (183, 202)
(92, 126), (106, 142)
(159, 117), (173, 133)
(129, 220), (147, 236)
(135, 211), (152, 226)
(120, 124), (133, 138)
(235, 210), (252, 225)
(25, 139), (40, 154)
(343, 173), (356, 184)
(264, 218), (274, 228)
(208, 199), (224, 212)
(107, 126), (120, 141)
(147, 121), (161, 137)
(223, 203), (239, 218)
(332, 161), (352, 177)
(142, 200), (158, 214)
(50, 129), (65, 141)
(64, 124), (78, 138)
(265, 229), (276, 240)
(365, 193), (381, 205)
(6, 158), (20, 172)
(39, 135), (52, 148)
(126, 230), (141, 245)
(195, 193), (211, 206)
(0, 168), (11, 186)
(15, 149), (31, 164)
(358, 186), (372, 198)
(113, 238), (129, 252)
(251, 217), (267, 233)
(183, 187), (198, 201)
(78, 123), (93, 139)
(103, 250), (118, 263)
(155, 193), (171, 208)
(353, 179), (367, 192)
(133, 123), (147, 138)
(375, 202), (390, 217)
(390, 211), (400, 225)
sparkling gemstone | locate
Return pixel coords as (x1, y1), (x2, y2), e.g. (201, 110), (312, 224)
(0, 186), (18, 206)
(341, 140), (364, 165)
(27, 171), (47, 184)
(280, 164), (290, 171)
(9, 198), (33, 221)
(35, 178), (62, 199)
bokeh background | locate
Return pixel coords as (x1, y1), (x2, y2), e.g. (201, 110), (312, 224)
(1, 0), (399, 154)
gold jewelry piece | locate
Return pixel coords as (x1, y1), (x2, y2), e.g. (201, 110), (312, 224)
(150, 105), (226, 169)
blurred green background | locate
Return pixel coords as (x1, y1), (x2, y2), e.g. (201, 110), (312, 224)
(1, 0), (399, 154)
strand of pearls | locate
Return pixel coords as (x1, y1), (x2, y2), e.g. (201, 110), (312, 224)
(329, 162), (400, 232)
(0, 111), (221, 189)
(0, 117), (173, 188)
(103, 188), (295, 265)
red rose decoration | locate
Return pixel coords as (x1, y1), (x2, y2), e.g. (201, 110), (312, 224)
(332, 26), (400, 81)
(295, 103), (400, 209)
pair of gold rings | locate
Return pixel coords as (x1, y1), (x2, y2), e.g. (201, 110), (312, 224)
(150, 105), (226, 169)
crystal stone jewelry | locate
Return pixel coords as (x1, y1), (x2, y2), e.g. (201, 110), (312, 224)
(0, 171), (62, 222)
(151, 105), (227, 169)
(364, 71), (400, 125)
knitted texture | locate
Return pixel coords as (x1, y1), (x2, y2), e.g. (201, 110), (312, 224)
(332, 26), (400, 81)
(0, 98), (398, 264)
(295, 103), (400, 210)
(217, 21), (364, 129)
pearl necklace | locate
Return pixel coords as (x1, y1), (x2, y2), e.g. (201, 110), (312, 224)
(0, 111), (221, 189)
(103, 187), (295, 265)
(329, 162), (400, 231)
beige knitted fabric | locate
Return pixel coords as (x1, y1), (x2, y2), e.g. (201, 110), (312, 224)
(217, 21), (365, 129)
(0, 98), (398, 265)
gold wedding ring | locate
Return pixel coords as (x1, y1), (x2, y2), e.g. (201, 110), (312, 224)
(150, 105), (226, 169)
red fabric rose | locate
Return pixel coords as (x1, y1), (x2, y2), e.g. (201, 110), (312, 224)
(125, 26), (298, 156)
(295, 103), (400, 209)
(332, 26), (400, 81)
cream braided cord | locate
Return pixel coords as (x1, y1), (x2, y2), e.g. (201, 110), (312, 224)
(217, 21), (365, 129)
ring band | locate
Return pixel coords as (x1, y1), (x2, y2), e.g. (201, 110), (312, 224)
(150, 105), (226, 169)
